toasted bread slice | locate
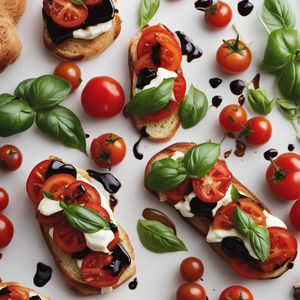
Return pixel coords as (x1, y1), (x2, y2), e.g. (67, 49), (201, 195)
(128, 24), (181, 142)
(0, 282), (50, 299)
(144, 142), (296, 279)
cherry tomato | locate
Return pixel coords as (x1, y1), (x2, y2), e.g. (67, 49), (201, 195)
(81, 252), (121, 288)
(90, 133), (126, 169)
(204, 1), (232, 29)
(219, 285), (254, 300)
(266, 153), (300, 201)
(0, 285), (30, 300)
(48, 0), (88, 29)
(54, 62), (82, 93)
(242, 116), (272, 146)
(180, 257), (204, 282)
(0, 188), (9, 212)
(81, 76), (125, 118)
(192, 160), (232, 203)
(219, 104), (247, 132)
(0, 214), (14, 248)
(0, 145), (22, 171)
(176, 283), (206, 300)
(216, 37), (251, 74)
(290, 200), (300, 231)
(165, 179), (192, 204)
(84, 0), (102, 6)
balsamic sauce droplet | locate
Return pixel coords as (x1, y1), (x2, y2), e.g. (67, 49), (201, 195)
(87, 170), (121, 194)
(264, 149), (278, 161)
(110, 194), (119, 207)
(85, 134), (90, 138)
(112, 244), (131, 266)
(224, 150), (232, 159)
(0, 287), (10, 295)
(212, 95), (223, 108)
(194, 0), (213, 11)
(45, 160), (77, 179)
(33, 262), (52, 287)
(238, 0), (254, 17)
(133, 126), (149, 160)
(238, 95), (246, 106)
(252, 73), (261, 90)
(230, 80), (245, 95)
(288, 144), (295, 152)
(30, 296), (42, 300)
(136, 68), (157, 90)
(129, 277), (138, 290)
(209, 78), (222, 89)
(234, 140), (247, 157)
(151, 43), (161, 66)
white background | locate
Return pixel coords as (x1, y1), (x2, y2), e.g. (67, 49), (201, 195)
(0, 0), (300, 299)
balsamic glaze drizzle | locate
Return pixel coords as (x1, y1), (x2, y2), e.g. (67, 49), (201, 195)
(129, 277), (138, 290)
(136, 68), (157, 90)
(152, 43), (161, 66)
(212, 95), (223, 108)
(133, 126), (149, 160)
(33, 262), (52, 287)
(288, 144), (295, 152)
(194, 0), (213, 11)
(0, 287), (10, 295)
(230, 80), (245, 95)
(264, 149), (278, 161)
(209, 78), (222, 89)
(30, 296), (42, 300)
(45, 160), (77, 179)
(238, 0), (254, 17)
(87, 170), (121, 194)
(238, 95), (246, 106)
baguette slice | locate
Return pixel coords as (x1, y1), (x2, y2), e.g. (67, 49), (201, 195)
(144, 142), (296, 279)
(128, 24), (181, 142)
(0, 282), (50, 299)
(37, 157), (136, 295)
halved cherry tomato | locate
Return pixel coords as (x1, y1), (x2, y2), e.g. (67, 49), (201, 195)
(37, 211), (64, 226)
(53, 220), (87, 254)
(84, 0), (102, 6)
(0, 285), (30, 300)
(219, 285), (254, 300)
(165, 179), (192, 204)
(49, 0), (88, 29)
(192, 160), (232, 203)
(213, 198), (266, 230)
(42, 174), (75, 199)
(81, 252), (121, 288)
(26, 160), (52, 205)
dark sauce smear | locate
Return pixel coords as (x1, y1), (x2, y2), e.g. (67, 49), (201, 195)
(288, 144), (295, 151)
(110, 194), (119, 207)
(226, 132), (236, 139)
(209, 78), (222, 89)
(0, 287), (10, 295)
(224, 150), (232, 159)
(222, 237), (253, 260)
(109, 221), (119, 233)
(238, 0), (254, 17)
(252, 73), (260, 90)
(136, 68), (157, 90)
(212, 95), (223, 108)
(133, 126), (149, 160)
(34, 262), (52, 287)
(87, 170), (121, 194)
(190, 197), (217, 219)
(71, 248), (91, 259)
(129, 277), (138, 290)
(264, 149), (278, 161)
(152, 43), (161, 66)
(30, 296), (42, 300)
(45, 160), (77, 179)
(194, 0), (213, 11)
(234, 140), (247, 157)
(106, 243), (131, 276)
(175, 31), (203, 62)
(238, 95), (246, 106)
(85, 134), (90, 138)
(230, 80), (245, 95)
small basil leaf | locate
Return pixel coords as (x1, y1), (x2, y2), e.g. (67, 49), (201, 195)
(14, 78), (36, 102)
(231, 185), (242, 201)
(140, 0), (160, 28)
(183, 143), (220, 179)
(137, 219), (187, 253)
(263, 0), (295, 32)
(35, 105), (87, 154)
(126, 78), (175, 116)
(249, 226), (270, 262)
(42, 191), (54, 199)
(29, 75), (71, 110)
(179, 85), (208, 129)
(72, 0), (84, 4)
(0, 94), (35, 137)
(277, 98), (298, 119)
(247, 88), (276, 115)
(233, 207), (256, 236)
(145, 158), (187, 192)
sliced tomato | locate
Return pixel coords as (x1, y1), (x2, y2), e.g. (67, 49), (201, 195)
(53, 220), (87, 254)
(192, 160), (232, 203)
(134, 52), (156, 75)
(229, 257), (265, 279)
(173, 72), (186, 102)
(84, 0), (102, 6)
(49, 0), (88, 29)
(37, 211), (64, 226)
(0, 285), (30, 300)
(81, 252), (121, 288)
(26, 160), (52, 205)
(213, 198), (266, 230)
(107, 230), (119, 251)
(84, 202), (110, 221)
(43, 0), (51, 15)
(165, 178), (192, 204)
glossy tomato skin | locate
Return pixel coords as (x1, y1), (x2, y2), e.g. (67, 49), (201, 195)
(84, 0), (102, 6)
(165, 178), (192, 204)
(0, 188), (9, 212)
(216, 39), (251, 74)
(290, 200), (300, 231)
(54, 62), (82, 92)
(180, 257), (204, 282)
(219, 285), (254, 300)
(0, 145), (22, 171)
(266, 153), (300, 201)
(219, 104), (247, 132)
(0, 214), (14, 248)
(81, 76), (125, 118)
(90, 133), (126, 169)
(3, 284), (30, 300)
(205, 1), (232, 29)
(176, 283), (206, 300)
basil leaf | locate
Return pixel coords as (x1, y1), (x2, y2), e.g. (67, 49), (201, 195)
(263, 0), (295, 32)
(137, 219), (187, 253)
(183, 143), (220, 179)
(249, 226), (270, 262)
(29, 75), (71, 110)
(35, 105), (87, 154)
(126, 78), (175, 116)
(180, 85), (208, 129)
(140, 0), (160, 28)
(63, 204), (110, 233)
(42, 191), (54, 199)
(0, 94), (35, 137)
(247, 88), (276, 115)
(72, 0), (84, 4)
(14, 78), (35, 102)
(277, 98), (298, 119)
(233, 207), (256, 236)
(145, 158), (187, 192)
(231, 185), (242, 201)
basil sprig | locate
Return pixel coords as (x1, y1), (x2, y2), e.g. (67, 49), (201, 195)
(140, 0), (160, 28)
(233, 208), (270, 261)
(247, 88), (276, 115)
(145, 142), (220, 192)
(137, 219), (187, 253)
(60, 202), (110, 234)
(231, 184), (243, 201)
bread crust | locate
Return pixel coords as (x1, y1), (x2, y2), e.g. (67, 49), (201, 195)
(144, 142), (296, 279)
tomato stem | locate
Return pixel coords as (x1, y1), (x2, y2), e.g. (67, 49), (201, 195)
(257, 14), (271, 34)
(269, 158), (287, 182)
(232, 24), (249, 49)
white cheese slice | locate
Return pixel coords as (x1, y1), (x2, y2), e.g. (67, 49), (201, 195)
(73, 20), (113, 40)
(174, 192), (195, 218)
(84, 230), (115, 253)
(38, 198), (63, 216)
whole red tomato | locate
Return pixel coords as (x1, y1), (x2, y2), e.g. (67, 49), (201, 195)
(81, 76), (125, 118)
(219, 285), (254, 300)
(180, 257), (204, 282)
(176, 283), (206, 300)
(0, 214), (14, 248)
(205, 1), (232, 29)
(0, 145), (23, 171)
(219, 104), (247, 132)
(266, 153), (300, 201)
(290, 200), (300, 231)
(0, 188), (9, 212)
